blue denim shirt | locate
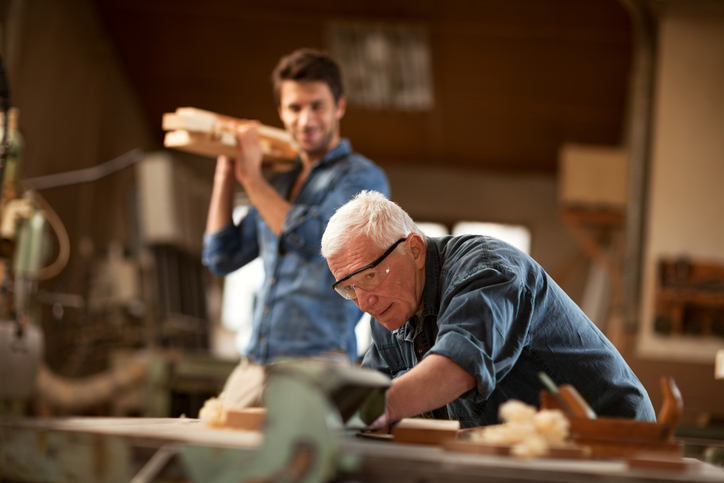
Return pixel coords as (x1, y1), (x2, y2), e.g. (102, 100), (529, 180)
(362, 235), (656, 428)
(202, 139), (390, 363)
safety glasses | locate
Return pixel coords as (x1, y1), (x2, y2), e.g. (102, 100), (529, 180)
(331, 238), (406, 300)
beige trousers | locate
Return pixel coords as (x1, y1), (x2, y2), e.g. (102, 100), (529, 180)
(219, 351), (351, 409)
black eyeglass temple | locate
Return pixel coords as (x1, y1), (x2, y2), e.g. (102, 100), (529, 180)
(331, 237), (406, 289)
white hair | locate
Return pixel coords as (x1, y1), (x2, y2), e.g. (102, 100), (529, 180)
(321, 191), (424, 259)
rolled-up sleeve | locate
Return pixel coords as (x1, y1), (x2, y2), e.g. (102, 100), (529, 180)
(428, 268), (533, 403)
(279, 163), (390, 260)
(201, 213), (260, 275)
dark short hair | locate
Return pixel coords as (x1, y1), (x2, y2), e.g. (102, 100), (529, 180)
(272, 48), (344, 106)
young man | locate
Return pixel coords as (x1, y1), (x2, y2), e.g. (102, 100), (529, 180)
(321, 191), (655, 429)
(202, 49), (389, 407)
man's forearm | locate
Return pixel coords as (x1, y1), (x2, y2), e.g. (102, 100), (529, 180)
(385, 354), (476, 423)
(206, 158), (236, 234)
(239, 173), (290, 236)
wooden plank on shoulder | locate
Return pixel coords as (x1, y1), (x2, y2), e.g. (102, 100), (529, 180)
(162, 107), (298, 163)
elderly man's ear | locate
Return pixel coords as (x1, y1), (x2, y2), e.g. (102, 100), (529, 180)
(408, 234), (426, 269)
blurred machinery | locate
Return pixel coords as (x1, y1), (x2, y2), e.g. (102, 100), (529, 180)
(0, 362), (393, 483)
(0, 52), (49, 414)
(0, 101), (136, 415)
(0, 99), (230, 419)
(0, 106), (49, 416)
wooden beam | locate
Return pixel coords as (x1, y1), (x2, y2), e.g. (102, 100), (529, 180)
(162, 107), (298, 164)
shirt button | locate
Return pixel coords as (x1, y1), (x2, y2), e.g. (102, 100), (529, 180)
(263, 306), (270, 314)
(269, 277), (276, 284)
(416, 347), (424, 355)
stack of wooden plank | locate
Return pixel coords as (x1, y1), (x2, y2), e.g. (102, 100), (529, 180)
(162, 107), (298, 166)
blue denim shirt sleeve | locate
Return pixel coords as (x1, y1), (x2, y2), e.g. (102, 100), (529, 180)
(428, 265), (529, 404)
(279, 160), (390, 261)
(201, 209), (260, 275)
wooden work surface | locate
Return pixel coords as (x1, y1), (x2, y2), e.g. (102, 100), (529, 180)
(346, 437), (724, 483)
(0, 416), (262, 449)
(3, 417), (724, 482)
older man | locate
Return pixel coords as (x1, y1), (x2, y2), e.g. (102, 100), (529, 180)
(321, 191), (655, 429)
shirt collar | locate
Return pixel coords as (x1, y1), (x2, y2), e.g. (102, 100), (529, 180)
(421, 237), (442, 319)
(282, 138), (353, 193)
(394, 236), (441, 340)
(308, 138), (352, 169)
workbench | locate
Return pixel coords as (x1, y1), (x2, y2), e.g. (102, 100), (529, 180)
(2, 416), (724, 483)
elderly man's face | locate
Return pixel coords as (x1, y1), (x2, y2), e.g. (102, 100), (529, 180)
(327, 233), (426, 331)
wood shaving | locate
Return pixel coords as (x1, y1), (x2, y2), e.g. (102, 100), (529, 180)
(470, 399), (571, 458)
(198, 396), (227, 427)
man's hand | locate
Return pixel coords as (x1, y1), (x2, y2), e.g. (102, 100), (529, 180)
(206, 154), (238, 234)
(219, 119), (290, 236)
(234, 121), (264, 182)
(366, 408), (392, 433)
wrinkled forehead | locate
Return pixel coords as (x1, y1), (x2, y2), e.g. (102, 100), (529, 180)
(327, 233), (382, 279)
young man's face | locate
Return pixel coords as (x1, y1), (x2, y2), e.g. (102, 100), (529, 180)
(327, 234), (426, 332)
(278, 80), (346, 160)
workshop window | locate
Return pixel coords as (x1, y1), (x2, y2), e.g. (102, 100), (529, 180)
(327, 22), (434, 111)
(416, 222), (449, 238)
(416, 221), (531, 255)
(452, 221), (531, 255)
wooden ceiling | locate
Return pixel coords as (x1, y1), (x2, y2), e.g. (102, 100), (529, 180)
(91, 0), (632, 173)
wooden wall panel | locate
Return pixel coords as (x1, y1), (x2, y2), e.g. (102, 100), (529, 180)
(91, 0), (633, 173)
